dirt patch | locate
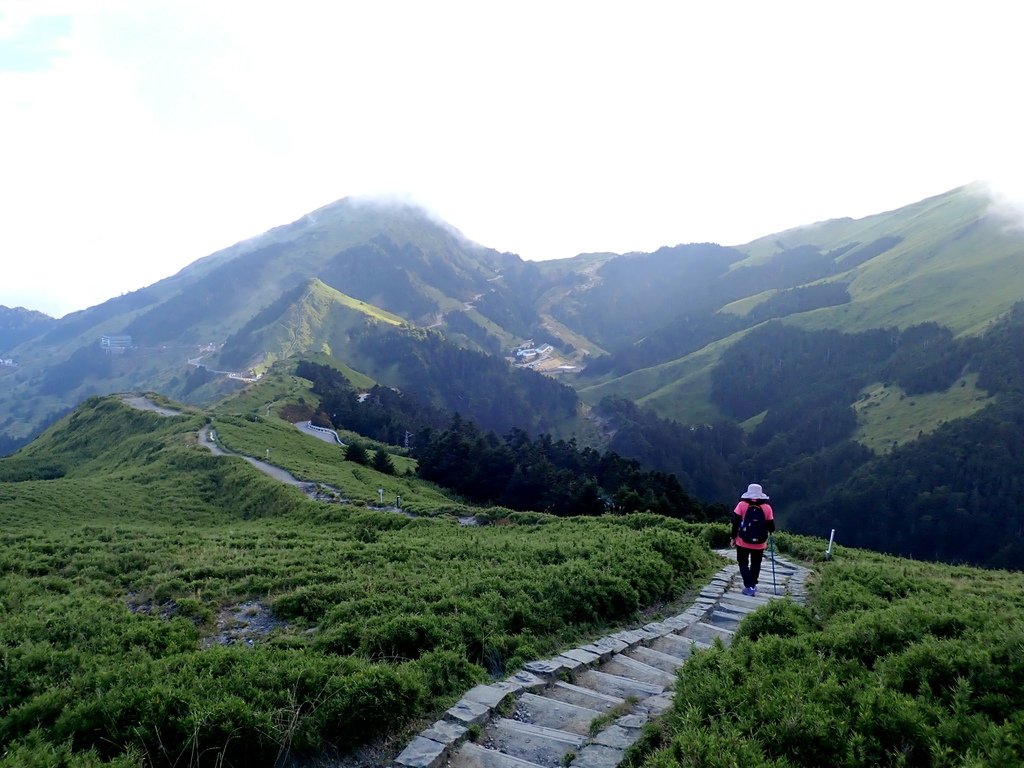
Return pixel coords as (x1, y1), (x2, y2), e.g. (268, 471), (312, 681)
(309, 483), (351, 504)
(202, 601), (285, 648)
(120, 394), (182, 417)
(127, 595), (180, 620)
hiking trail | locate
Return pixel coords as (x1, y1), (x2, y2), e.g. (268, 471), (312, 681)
(392, 552), (809, 768)
(120, 397), (813, 767)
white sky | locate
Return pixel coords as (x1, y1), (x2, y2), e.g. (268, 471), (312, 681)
(2, 1), (1022, 318)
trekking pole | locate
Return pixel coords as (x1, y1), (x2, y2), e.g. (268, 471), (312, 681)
(769, 534), (778, 596)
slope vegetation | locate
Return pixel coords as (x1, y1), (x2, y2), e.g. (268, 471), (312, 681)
(0, 392), (719, 765)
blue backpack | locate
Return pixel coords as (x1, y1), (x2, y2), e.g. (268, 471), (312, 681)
(739, 503), (768, 545)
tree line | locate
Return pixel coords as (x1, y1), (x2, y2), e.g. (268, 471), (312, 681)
(597, 304), (1024, 569)
(295, 360), (710, 521)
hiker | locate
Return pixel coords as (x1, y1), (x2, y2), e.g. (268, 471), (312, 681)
(731, 483), (775, 596)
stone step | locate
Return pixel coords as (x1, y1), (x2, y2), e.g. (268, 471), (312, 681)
(713, 602), (749, 616)
(449, 741), (547, 768)
(394, 555), (813, 768)
(625, 644), (685, 673)
(516, 692), (602, 736)
(570, 744), (625, 768)
(393, 735), (449, 768)
(714, 600), (757, 616)
(707, 611), (742, 629)
(573, 668), (664, 700)
(600, 654), (678, 687)
(647, 632), (708, 660)
(544, 681), (626, 713)
(589, 721), (646, 750)
(485, 717), (584, 766)
(681, 621), (735, 646)
(720, 591), (774, 608)
(636, 692), (675, 716)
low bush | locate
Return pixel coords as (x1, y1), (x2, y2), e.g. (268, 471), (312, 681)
(0, 399), (720, 764)
(630, 550), (1024, 768)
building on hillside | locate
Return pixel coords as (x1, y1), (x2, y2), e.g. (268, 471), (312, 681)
(100, 334), (133, 353)
(0, 358), (16, 367)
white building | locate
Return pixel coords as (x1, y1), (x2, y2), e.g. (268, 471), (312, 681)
(100, 335), (133, 350)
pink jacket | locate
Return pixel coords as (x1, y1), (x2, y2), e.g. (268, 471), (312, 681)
(733, 501), (774, 551)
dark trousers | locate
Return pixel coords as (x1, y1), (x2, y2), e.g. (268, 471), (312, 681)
(736, 546), (764, 588)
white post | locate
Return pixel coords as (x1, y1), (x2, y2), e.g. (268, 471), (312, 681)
(825, 528), (836, 560)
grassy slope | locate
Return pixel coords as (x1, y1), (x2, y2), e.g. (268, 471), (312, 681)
(739, 184), (1023, 335)
(242, 279), (406, 375)
(581, 185), (1024, 425)
(853, 373), (996, 454)
(629, 537), (1024, 767)
(0, 393), (721, 765)
(578, 329), (757, 423)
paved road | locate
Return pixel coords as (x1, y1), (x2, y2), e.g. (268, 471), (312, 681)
(293, 421), (345, 445)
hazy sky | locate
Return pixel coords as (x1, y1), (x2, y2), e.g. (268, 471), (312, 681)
(2, 1), (1021, 317)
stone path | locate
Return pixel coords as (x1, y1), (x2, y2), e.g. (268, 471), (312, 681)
(392, 550), (810, 768)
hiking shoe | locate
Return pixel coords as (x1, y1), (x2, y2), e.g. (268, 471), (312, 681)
(750, 586), (757, 596)
(741, 586), (754, 596)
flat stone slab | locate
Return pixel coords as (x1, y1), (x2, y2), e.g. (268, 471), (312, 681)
(707, 611), (742, 630)
(637, 692), (675, 715)
(451, 742), (548, 768)
(721, 592), (772, 606)
(642, 621), (675, 637)
(523, 659), (564, 678)
(648, 633), (705, 660)
(489, 718), (582, 766)
(394, 735), (447, 768)
(602, 654), (677, 687)
(590, 636), (628, 653)
(715, 600), (756, 615)
(447, 698), (492, 726)
(505, 671), (546, 693)
(464, 682), (517, 708)
(555, 654), (586, 673)
(545, 681), (625, 713)
(420, 719), (468, 745)
(626, 644), (685, 672)
(571, 744), (625, 768)
(592, 723), (644, 749)
(661, 615), (693, 630)
(616, 712), (649, 729)
(681, 621), (734, 646)
(517, 692), (602, 736)
(610, 629), (650, 646)
(574, 668), (664, 699)
(561, 647), (601, 665)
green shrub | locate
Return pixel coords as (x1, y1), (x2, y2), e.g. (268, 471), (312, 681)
(735, 598), (818, 643)
(359, 614), (448, 660)
(629, 549), (1024, 768)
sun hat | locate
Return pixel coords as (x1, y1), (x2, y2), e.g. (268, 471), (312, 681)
(742, 483), (769, 500)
